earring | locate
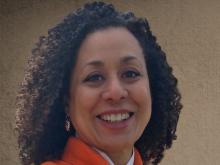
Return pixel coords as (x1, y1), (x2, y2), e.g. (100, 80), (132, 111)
(65, 115), (71, 132)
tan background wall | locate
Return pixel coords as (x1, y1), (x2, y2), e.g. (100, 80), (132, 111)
(1, 0), (220, 164)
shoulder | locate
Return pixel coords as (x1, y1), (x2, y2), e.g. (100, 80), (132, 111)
(41, 160), (70, 165)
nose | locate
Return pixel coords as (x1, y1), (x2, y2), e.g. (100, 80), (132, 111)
(102, 76), (128, 103)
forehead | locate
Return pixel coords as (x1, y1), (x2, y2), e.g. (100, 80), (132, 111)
(76, 27), (145, 65)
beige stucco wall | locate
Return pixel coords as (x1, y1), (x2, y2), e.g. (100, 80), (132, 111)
(1, 0), (220, 164)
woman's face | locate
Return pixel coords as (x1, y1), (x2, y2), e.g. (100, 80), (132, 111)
(68, 27), (151, 153)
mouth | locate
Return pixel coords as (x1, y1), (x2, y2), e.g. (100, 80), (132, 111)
(97, 112), (134, 123)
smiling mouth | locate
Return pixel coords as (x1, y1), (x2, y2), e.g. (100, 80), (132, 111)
(97, 112), (134, 123)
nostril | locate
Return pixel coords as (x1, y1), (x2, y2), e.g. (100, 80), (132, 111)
(101, 87), (128, 101)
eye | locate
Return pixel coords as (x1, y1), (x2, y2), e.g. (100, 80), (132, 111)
(83, 73), (104, 83)
(122, 70), (141, 79)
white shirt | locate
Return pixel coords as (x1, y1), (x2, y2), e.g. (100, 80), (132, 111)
(93, 147), (135, 165)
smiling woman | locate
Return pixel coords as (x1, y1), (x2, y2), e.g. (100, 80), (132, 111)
(68, 27), (151, 164)
(15, 1), (182, 165)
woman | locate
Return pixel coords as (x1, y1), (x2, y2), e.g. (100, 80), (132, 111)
(16, 2), (182, 165)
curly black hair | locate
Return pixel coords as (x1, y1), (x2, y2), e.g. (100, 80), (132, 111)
(15, 2), (182, 165)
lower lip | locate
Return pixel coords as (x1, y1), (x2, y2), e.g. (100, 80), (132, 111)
(96, 114), (134, 129)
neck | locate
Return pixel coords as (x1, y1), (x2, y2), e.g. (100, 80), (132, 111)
(105, 147), (133, 165)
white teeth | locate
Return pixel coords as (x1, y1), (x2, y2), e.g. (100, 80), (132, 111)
(100, 113), (130, 122)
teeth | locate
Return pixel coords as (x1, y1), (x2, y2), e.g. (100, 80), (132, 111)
(100, 113), (130, 122)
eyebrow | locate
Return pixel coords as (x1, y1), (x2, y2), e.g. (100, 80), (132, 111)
(84, 60), (104, 68)
(83, 55), (140, 68)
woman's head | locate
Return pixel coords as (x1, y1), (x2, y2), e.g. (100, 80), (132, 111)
(16, 2), (182, 165)
(68, 27), (152, 155)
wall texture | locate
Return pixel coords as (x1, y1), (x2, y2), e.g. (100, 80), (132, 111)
(1, 0), (220, 164)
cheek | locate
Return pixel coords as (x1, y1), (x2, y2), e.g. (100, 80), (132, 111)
(132, 81), (152, 117)
(134, 81), (151, 103)
(69, 87), (101, 136)
(70, 87), (101, 114)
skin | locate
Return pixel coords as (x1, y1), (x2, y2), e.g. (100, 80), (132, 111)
(68, 27), (152, 165)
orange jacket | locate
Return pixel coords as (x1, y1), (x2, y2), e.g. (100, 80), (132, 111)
(42, 137), (143, 165)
